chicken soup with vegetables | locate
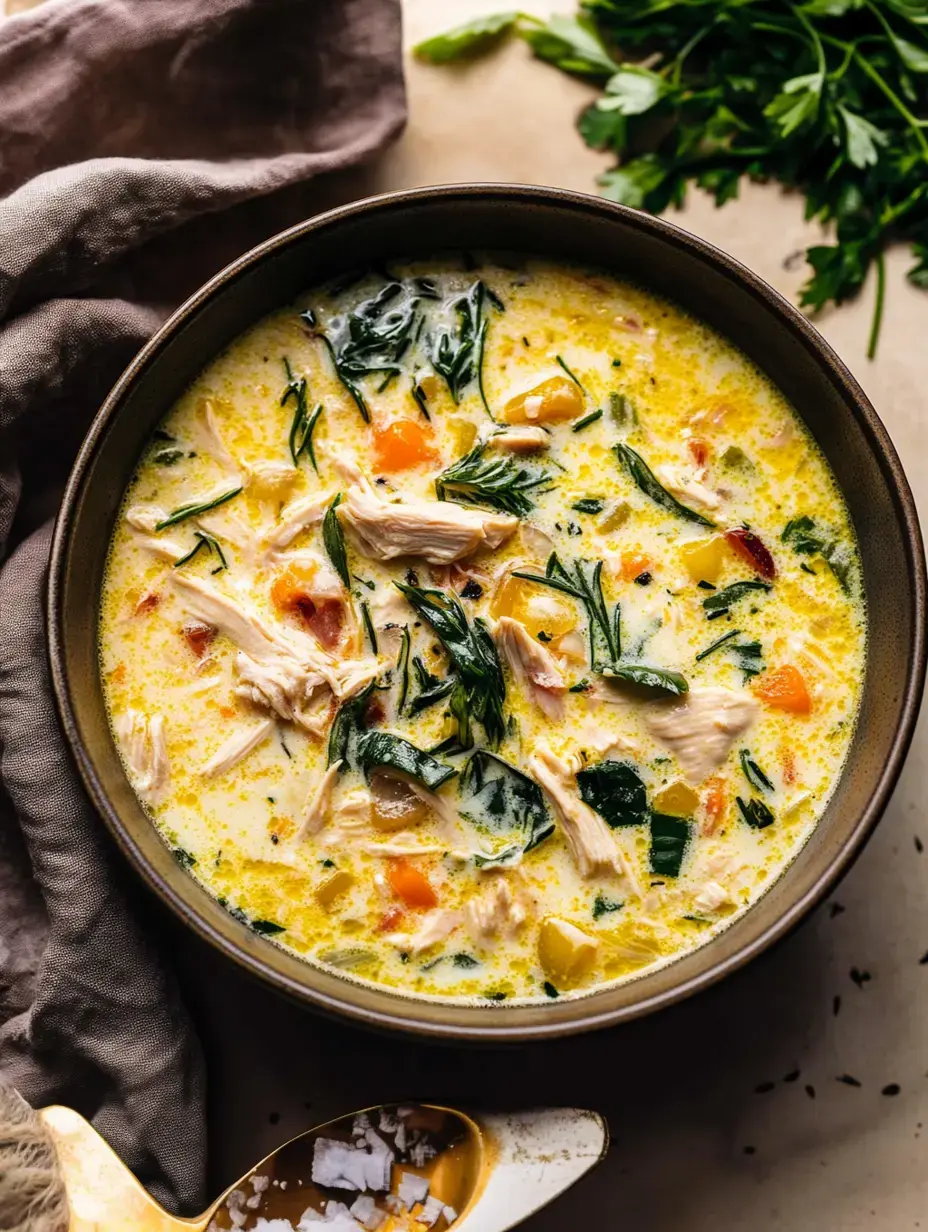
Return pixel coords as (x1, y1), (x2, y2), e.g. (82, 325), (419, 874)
(100, 257), (865, 1002)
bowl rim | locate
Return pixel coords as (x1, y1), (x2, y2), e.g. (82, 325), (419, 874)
(47, 182), (927, 1040)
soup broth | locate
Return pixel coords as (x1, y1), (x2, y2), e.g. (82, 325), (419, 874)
(100, 257), (865, 1003)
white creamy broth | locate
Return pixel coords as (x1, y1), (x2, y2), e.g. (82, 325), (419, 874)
(99, 257), (865, 1003)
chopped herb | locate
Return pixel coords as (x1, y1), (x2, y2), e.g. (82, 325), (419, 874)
(697, 580), (716, 591)
(173, 847), (196, 870)
(572, 498), (605, 514)
(395, 583), (507, 748)
(460, 579), (483, 599)
(616, 443), (714, 526)
(172, 529), (228, 573)
(569, 677), (591, 693)
(153, 448), (184, 466)
(736, 796), (775, 829)
(252, 919), (286, 936)
(800, 561), (817, 576)
(555, 353), (587, 392)
(604, 664), (688, 696)
(612, 359), (622, 368)
(650, 813), (691, 878)
(537, 630), (552, 643)
(408, 655), (456, 715)
(327, 680), (376, 770)
(695, 629), (741, 662)
(461, 749), (554, 854)
(593, 894), (623, 920)
(572, 408), (603, 432)
(305, 280), (424, 422)
(282, 357), (323, 471)
(514, 553), (621, 671)
(411, 381), (431, 421)
(356, 730), (456, 790)
(396, 626), (411, 715)
(360, 601), (378, 654)
(740, 749), (774, 793)
(543, 981), (560, 998)
(485, 991), (508, 1001)
(703, 580), (772, 615)
(452, 952), (481, 969)
(431, 280), (499, 415)
(321, 858), (336, 869)
(608, 391), (636, 428)
(322, 493), (350, 588)
(522, 335), (531, 346)
(156, 486), (242, 530)
(577, 760), (648, 828)
(782, 516), (852, 591)
(435, 440), (552, 516)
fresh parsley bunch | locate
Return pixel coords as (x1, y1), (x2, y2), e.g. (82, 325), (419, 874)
(415, 1), (928, 356)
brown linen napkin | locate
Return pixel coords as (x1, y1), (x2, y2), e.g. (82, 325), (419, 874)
(0, 0), (405, 1212)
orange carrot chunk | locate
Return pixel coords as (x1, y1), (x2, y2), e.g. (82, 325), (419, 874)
(372, 419), (440, 472)
(620, 552), (652, 582)
(754, 664), (811, 714)
(704, 778), (727, 834)
(386, 857), (438, 909)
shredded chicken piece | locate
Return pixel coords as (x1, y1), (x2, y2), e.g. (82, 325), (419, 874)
(116, 709), (169, 798)
(263, 491), (333, 555)
(338, 472), (518, 564)
(362, 836), (447, 856)
(654, 463), (721, 512)
(199, 717), (275, 778)
(466, 877), (528, 944)
(645, 687), (759, 784)
(487, 426), (549, 453)
(495, 616), (565, 719)
(196, 512), (261, 568)
(234, 652), (330, 734)
(384, 909), (460, 954)
(528, 745), (624, 880)
(248, 459), (298, 497)
(130, 533), (187, 561)
(296, 760), (342, 840)
(692, 880), (732, 914)
(125, 504), (168, 534)
(197, 398), (239, 472)
(576, 714), (639, 758)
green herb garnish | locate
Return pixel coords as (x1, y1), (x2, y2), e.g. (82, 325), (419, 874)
(408, 655), (456, 715)
(576, 760), (648, 827)
(453, 952), (481, 968)
(543, 981), (560, 998)
(431, 280), (500, 415)
(571, 497), (605, 514)
(395, 583), (507, 748)
(702, 580), (772, 615)
(514, 553), (621, 671)
(572, 408), (603, 432)
(736, 796), (775, 830)
(173, 847), (196, 870)
(460, 749), (554, 855)
(695, 629), (741, 662)
(156, 486), (242, 530)
(608, 391), (637, 429)
(172, 530), (228, 573)
(323, 493), (350, 588)
(782, 516), (852, 591)
(356, 730), (457, 790)
(154, 448), (184, 466)
(603, 664), (688, 696)
(251, 919), (286, 936)
(396, 626), (411, 715)
(650, 813), (691, 878)
(360, 600), (378, 654)
(592, 894), (623, 920)
(555, 353), (587, 392)
(282, 357), (323, 470)
(415, 4), (928, 356)
(740, 749), (774, 794)
(615, 444), (714, 527)
(435, 440), (552, 516)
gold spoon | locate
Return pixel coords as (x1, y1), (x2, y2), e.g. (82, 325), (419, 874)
(39, 1099), (607, 1231)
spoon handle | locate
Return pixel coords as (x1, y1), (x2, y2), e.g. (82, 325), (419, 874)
(39, 1106), (200, 1232)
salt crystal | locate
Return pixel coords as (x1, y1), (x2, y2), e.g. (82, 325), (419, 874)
(349, 1195), (386, 1229)
(251, 1175), (271, 1194)
(397, 1173), (430, 1207)
(417, 1196), (445, 1228)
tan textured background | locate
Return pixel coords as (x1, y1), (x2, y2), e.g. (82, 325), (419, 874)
(4, 0), (928, 1227)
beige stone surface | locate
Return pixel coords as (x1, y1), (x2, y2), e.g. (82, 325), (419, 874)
(5, 0), (927, 1226)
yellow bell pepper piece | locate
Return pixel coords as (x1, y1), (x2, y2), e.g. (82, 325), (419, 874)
(538, 917), (599, 986)
(653, 781), (700, 817)
(314, 869), (354, 907)
(501, 376), (584, 425)
(681, 535), (726, 583)
(490, 576), (576, 638)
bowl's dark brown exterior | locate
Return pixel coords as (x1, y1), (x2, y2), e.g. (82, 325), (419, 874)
(48, 185), (926, 1040)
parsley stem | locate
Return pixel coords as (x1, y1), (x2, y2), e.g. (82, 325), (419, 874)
(849, 49), (928, 154)
(791, 4), (827, 79)
(867, 251), (886, 361)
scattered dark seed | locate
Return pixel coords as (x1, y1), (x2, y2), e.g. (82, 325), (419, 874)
(634, 571), (652, 586)
(837, 1074), (862, 1087)
(919, 952), (928, 965)
(461, 579), (483, 599)
(916, 836), (924, 853)
(743, 1145), (756, 1155)
(406, 569), (419, 586)
(829, 902), (845, 918)
(850, 967), (871, 988)
(754, 1081), (776, 1094)
(833, 995), (842, 1016)
(882, 1083), (901, 1097)
(783, 1069), (801, 1083)
(270, 834), (279, 845)
(269, 1111), (280, 1124)
(805, 1085), (816, 1099)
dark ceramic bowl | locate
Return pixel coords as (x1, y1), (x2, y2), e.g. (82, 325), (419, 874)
(48, 185), (926, 1040)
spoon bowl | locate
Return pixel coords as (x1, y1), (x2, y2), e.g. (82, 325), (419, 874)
(40, 1100), (607, 1231)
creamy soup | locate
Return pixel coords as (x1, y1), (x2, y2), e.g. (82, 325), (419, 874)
(100, 258), (865, 1003)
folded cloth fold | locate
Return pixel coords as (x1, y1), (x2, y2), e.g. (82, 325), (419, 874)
(0, 0), (405, 1211)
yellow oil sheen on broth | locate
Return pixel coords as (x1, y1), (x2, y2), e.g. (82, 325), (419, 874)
(100, 259), (865, 1003)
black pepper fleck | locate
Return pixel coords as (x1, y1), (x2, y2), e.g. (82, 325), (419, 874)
(634, 571), (652, 586)
(919, 952), (928, 965)
(406, 569), (419, 585)
(829, 902), (845, 918)
(743, 1145), (756, 1155)
(837, 1074), (862, 1087)
(882, 1083), (901, 1096)
(916, 836), (924, 853)
(754, 1081), (776, 1094)
(850, 967), (872, 988)
(460, 579), (483, 599)
(783, 1069), (801, 1083)
(806, 1085), (816, 1099)
(271, 834), (279, 845)
(833, 994), (842, 1016)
